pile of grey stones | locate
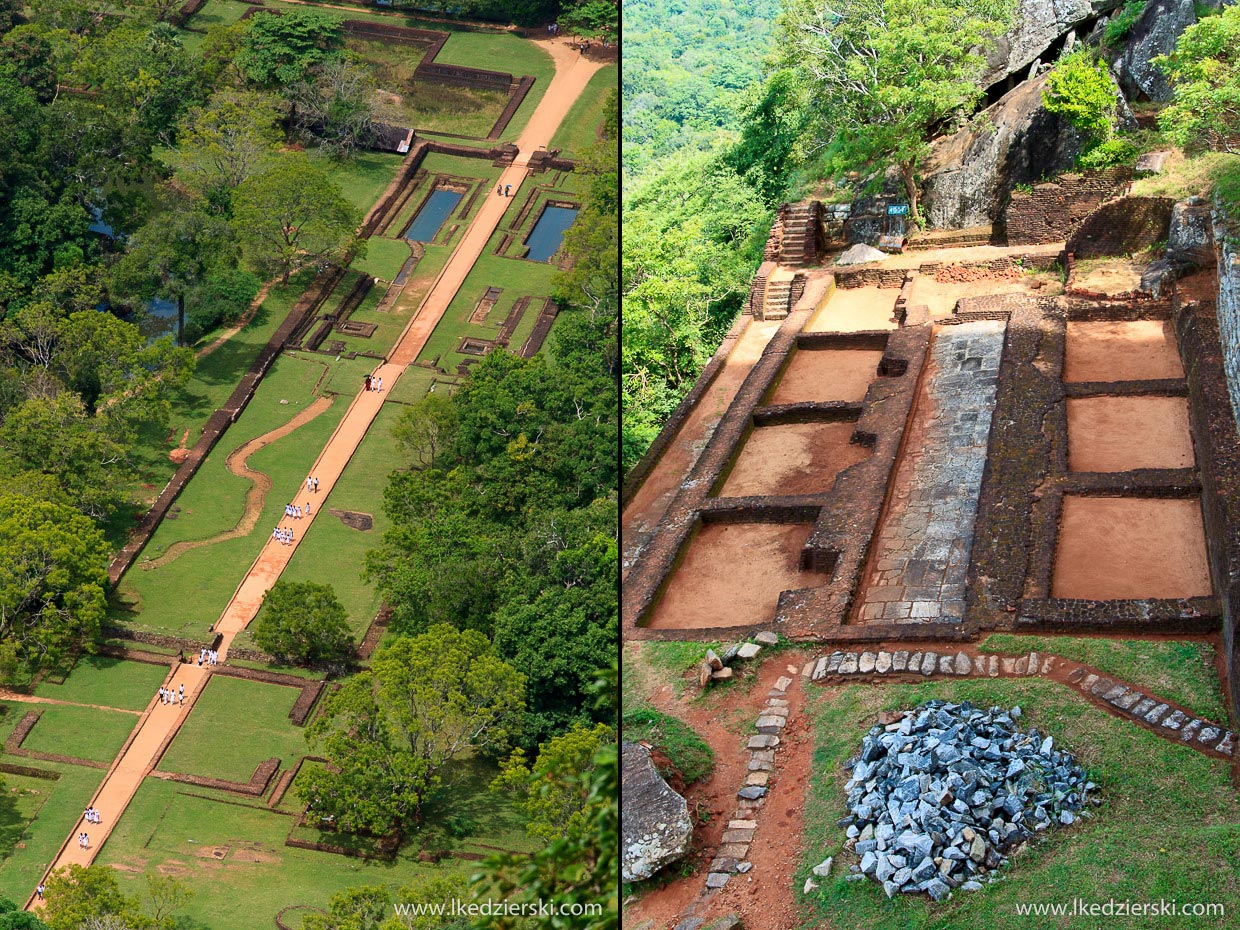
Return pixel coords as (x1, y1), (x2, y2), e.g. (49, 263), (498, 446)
(838, 701), (1098, 900)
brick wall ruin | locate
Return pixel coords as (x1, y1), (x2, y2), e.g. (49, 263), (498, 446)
(1004, 168), (1133, 245)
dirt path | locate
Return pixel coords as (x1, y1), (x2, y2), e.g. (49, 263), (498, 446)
(140, 396), (334, 571)
(0, 690), (141, 716)
(195, 278), (278, 361)
(27, 42), (605, 912)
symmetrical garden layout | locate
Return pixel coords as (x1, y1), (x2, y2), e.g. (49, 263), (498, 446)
(0, 12), (612, 928)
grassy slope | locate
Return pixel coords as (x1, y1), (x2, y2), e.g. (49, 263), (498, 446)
(801, 678), (1240, 930)
(549, 63), (616, 157)
(33, 656), (168, 712)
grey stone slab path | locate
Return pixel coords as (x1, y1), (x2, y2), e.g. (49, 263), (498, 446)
(858, 321), (1006, 624)
(808, 646), (1235, 758)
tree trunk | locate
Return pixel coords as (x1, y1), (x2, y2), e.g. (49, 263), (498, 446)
(901, 161), (921, 228)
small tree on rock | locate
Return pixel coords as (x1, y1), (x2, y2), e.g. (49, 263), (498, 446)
(255, 580), (353, 667)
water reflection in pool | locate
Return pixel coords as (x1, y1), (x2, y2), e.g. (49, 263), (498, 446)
(524, 205), (578, 262)
(404, 189), (464, 243)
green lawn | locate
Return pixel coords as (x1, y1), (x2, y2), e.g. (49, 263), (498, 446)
(158, 677), (304, 782)
(0, 763), (104, 903)
(353, 236), (413, 282)
(243, 404), (408, 644)
(549, 63), (616, 157)
(114, 355), (354, 638)
(980, 634), (1229, 722)
(19, 705), (136, 765)
(800, 678), (1240, 930)
(319, 151), (405, 215)
(34, 656), (168, 713)
(98, 776), (478, 930)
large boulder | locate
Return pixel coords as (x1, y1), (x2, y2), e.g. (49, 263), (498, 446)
(922, 74), (1083, 229)
(1112, 0), (1215, 103)
(622, 741), (693, 882)
(982, 0), (1123, 88)
(1167, 196), (1214, 267)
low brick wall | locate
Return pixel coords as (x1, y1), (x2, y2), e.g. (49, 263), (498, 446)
(1066, 196), (1173, 259)
(1004, 168), (1133, 245)
(157, 757), (280, 797)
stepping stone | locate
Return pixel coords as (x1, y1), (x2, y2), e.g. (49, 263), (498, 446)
(921, 652), (937, 675)
(786, 664), (799, 676)
(719, 843), (749, 859)
(1041, 657), (1054, 674)
(954, 652), (971, 675)
(737, 643), (762, 660)
(939, 655), (954, 674)
(675, 919), (705, 930)
(756, 716), (786, 733)
(892, 651), (910, 671)
(1197, 725), (1221, 745)
(762, 704), (789, 718)
(711, 668), (734, 681)
(1161, 710), (1187, 731)
(1112, 691), (1141, 711)
(1131, 697), (1156, 718)
(706, 873), (730, 890)
(710, 857), (741, 874)
(768, 698), (789, 708)
(748, 735), (779, 750)
(738, 786), (767, 800)
(751, 750), (775, 766)
(706, 650), (724, 670)
(876, 652), (893, 673)
(728, 819), (757, 830)
(1001, 658), (1016, 674)
(988, 655), (999, 677)
(908, 652), (922, 671)
(1027, 652), (1039, 674)
(774, 676), (794, 691)
(840, 654), (860, 674)
(1144, 703), (1170, 725)
(1218, 732), (1236, 755)
(1080, 673), (1098, 692)
(755, 631), (780, 646)
(749, 757), (773, 772)
(1014, 657), (1028, 675)
(1066, 667), (1085, 684)
(1180, 719), (1203, 742)
(812, 657), (828, 679)
(802, 661), (813, 677)
(1090, 678), (1116, 697)
(1103, 684), (1130, 703)
(827, 652), (845, 673)
(859, 652), (877, 673)
(746, 772), (770, 787)
(721, 829), (754, 845)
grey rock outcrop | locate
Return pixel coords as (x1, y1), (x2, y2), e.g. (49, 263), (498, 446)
(1112, 0), (1215, 103)
(1140, 196), (1214, 296)
(622, 741), (694, 882)
(837, 243), (889, 265)
(982, 0), (1123, 88)
(922, 74), (1083, 229)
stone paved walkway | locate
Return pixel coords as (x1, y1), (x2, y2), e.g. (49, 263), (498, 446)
(808, 646), (1235, 758)
(857, 321), (1005, 623)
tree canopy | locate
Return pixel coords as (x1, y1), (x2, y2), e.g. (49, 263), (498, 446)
(256, 580), (353, 667)
(1156, 4), (1240, 153)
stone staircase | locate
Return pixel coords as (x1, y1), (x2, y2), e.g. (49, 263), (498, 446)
(761, 274), (794, 320)
(778, 201), (824, 267)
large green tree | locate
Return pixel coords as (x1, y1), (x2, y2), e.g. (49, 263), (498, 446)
(302, 626), (526, 832)
(255, 580), (353, 667)
(235, 9), (344, 87)
(174, 89), (283, 210)
(779, 0), (1014, 223)
(231, 156), (360, 284)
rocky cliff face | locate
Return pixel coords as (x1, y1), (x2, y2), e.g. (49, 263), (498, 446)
(621, 741), (693, 882)
(981, 0), (1122, 88)
(1111, 0), (1206, 102)
(921, 74), (1083, 229)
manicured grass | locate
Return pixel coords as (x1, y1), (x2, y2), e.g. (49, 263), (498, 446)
(318, 151), (405, 215)
(20, 705), (136, 765)
(158, 677), (304, 782)
(549, 63), (616, 157)
(248, 404), (408, 641)
(980, 634), (1229, 722)
(100, 777), (474, 930)
(383, 365), (457, 406)
(353, 236), (413, 282)
(430, 32), (554, 142)
(34, 656), (168, 713)
(0, 762), (104, 903)
(329, 281), (411, 358)
(800, 678), (1240, 929)
(114, 355), (353, 638)
(622, 707), (713, 784)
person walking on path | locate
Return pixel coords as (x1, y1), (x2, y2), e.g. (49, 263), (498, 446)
(313, 477), (320, 493)
(306, 476), (313, 494)
(364, 374), (372, 392)
(375, 376), (383, 392)
(178, 684), (185, 704)
(497, 183), (503, 196)
(36, 884), (43, 901)
(504, 183), (512, 197)
(305, 502), (311, 517)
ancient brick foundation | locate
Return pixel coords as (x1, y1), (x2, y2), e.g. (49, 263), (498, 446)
(1004, 168), (1133, 245)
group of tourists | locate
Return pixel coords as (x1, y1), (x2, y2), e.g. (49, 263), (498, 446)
(83, 807), (102, 826)
(496, 183), (513, 197)
(273, 526), (296, 546)
(198, 648), (218, 666)
(158, 684), (186, 705)
(363, 373), (384, 391)
(285, 502), (310, 519)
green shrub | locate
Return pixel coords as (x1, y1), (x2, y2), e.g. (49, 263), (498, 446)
(1078, 137), (1140, 169)
(1104, 0), (1147, 47)
(622, 707), (714, 785)
(1043, 50), (1119, 141)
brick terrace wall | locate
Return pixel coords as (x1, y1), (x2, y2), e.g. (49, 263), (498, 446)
(1004, 168), (1133, 245)
(1066, 196), (1173, 259)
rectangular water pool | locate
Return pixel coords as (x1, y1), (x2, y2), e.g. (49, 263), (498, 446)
(524, 205), (578, 262)
(404, 188), (464, 242)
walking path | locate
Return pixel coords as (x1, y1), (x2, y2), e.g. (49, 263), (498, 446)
(28, 36), (604, 910)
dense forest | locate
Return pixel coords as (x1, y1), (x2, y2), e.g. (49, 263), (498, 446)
(623, 0), (801, 470)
